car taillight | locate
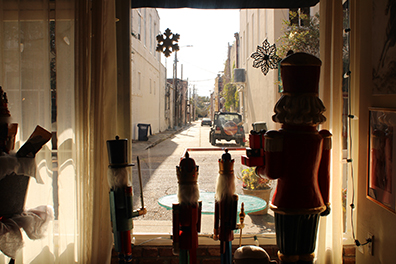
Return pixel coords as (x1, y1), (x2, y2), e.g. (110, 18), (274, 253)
(216, 127), (221, 131)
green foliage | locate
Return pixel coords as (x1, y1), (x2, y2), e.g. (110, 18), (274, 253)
(277, 11), (320, 58)
(219, 60), (241, 113)
(221, 83), (239, 112)
(237, 166), (271, 190)
(194, 96), (210, 117)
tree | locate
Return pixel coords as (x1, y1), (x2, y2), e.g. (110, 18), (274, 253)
(277, 11), (320, 58)
(220, 59), (240, 112)
(194, 96), (210, 117)
(221, 83), (239, 112)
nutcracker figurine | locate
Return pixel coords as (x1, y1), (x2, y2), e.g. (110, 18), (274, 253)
(172, 151), (202, 264)
(0, 86), (53, 262)
(214, 149), (238, 264)
(255, 52), (331, 264)
(107, 136), (146, 263)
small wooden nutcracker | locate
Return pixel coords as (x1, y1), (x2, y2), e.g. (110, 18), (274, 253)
(214, 149), (238, 264)
(107, 137), (146, 263)
(256, 52), (331, 264)
(173, 152), (202, 264)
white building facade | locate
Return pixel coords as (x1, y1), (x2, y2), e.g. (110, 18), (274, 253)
(238, 6), (319, 132)
(131, 8), (168, 140)
(238, 9), (288, 132)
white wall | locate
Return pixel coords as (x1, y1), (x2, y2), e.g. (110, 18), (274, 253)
(239, 9), (288, 132)
(353, 0), (396, 263)
(131, 8), (167, 140)
(239, 6), (320, 133)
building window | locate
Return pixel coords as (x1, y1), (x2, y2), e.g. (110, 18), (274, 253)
(138, 11), (142, 40)
(129, 8), (332, 247)
(144, 9), (147, 46)
(242, 31), (245, 67)
(252, 13), (255, 53)
(138, 72), (141, 90)
(149, 14), (153, 52)
(154, 22), (158, 55)
(247, 25), (249, 55)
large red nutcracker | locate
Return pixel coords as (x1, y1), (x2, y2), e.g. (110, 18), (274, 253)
(213, 149), (238, 264)
(256, 52), (331, 264)
(173, 152), (202, 264)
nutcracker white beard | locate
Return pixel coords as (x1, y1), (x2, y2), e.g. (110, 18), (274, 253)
(215, 172), (235, 201)
(107, 167), (131, 188)
(178, 183), (199, 205)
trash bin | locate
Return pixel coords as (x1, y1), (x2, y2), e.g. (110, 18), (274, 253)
(252, 122), (267, 132)
(137, 123), (151, 141)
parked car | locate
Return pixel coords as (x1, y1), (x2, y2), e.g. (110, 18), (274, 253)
(201, 118), (212, 126)
(209, 112), (245, 146)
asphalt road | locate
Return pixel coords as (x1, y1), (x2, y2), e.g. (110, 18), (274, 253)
(131, 120), (275, 234)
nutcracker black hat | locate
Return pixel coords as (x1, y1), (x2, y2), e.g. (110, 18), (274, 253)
(107, 136), (134, 168)
(280, 52), (322, 95)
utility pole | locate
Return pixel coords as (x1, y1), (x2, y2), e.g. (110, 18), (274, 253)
(156, 28), (180, 129)
(172, 45), (192, 128)
(173, 51), (178, 128)
(193, 85), (196, 121)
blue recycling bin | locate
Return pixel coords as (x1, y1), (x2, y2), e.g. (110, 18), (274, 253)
(137, 123), (151, 141)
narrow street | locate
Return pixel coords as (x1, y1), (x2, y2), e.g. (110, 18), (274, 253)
(131, 120), (275, 234)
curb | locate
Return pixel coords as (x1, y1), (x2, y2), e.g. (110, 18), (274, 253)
(144, 130), (177, 150)
(145, 124), (192, 150)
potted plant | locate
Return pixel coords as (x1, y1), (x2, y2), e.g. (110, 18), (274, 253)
(237, 166), (273, 215)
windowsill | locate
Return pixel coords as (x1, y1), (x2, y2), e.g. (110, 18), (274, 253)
(131, 219), (354, 246)
(343, 233), (356, 245)
(132, 233), (277, 247)
(132, 213), (277, 246)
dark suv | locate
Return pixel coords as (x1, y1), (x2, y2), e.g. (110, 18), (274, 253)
(209, 112), (245, 146)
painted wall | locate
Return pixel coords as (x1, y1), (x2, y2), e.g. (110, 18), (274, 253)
(353, 0), (396, 263)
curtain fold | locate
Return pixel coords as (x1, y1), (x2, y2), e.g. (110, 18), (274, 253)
(75, 0), (117, 263)
(316, 0), (344, 263)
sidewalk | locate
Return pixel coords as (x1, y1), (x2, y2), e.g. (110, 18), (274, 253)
(131, 122), (250, 151)
(132, 124), (192, 151)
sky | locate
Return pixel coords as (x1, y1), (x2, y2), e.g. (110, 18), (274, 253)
(157, 8), (240, 97)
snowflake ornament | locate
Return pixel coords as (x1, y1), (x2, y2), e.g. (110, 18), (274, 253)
(251, 39), (281, 76)
(156, 28), (180, 57)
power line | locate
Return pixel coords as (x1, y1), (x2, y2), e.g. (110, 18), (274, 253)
(188, 79), (214, 82)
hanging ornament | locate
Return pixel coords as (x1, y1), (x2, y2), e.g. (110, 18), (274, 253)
(156, 28), (180, 57)
(250, 39), (281, 76)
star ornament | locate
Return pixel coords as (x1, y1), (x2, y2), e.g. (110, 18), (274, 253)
(251, 39), (281, 76)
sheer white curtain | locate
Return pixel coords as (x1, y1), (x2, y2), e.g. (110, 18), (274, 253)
(0, 0), (82, 263)
(316, 0), (344, 263)
(1, 0), (118, 263)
